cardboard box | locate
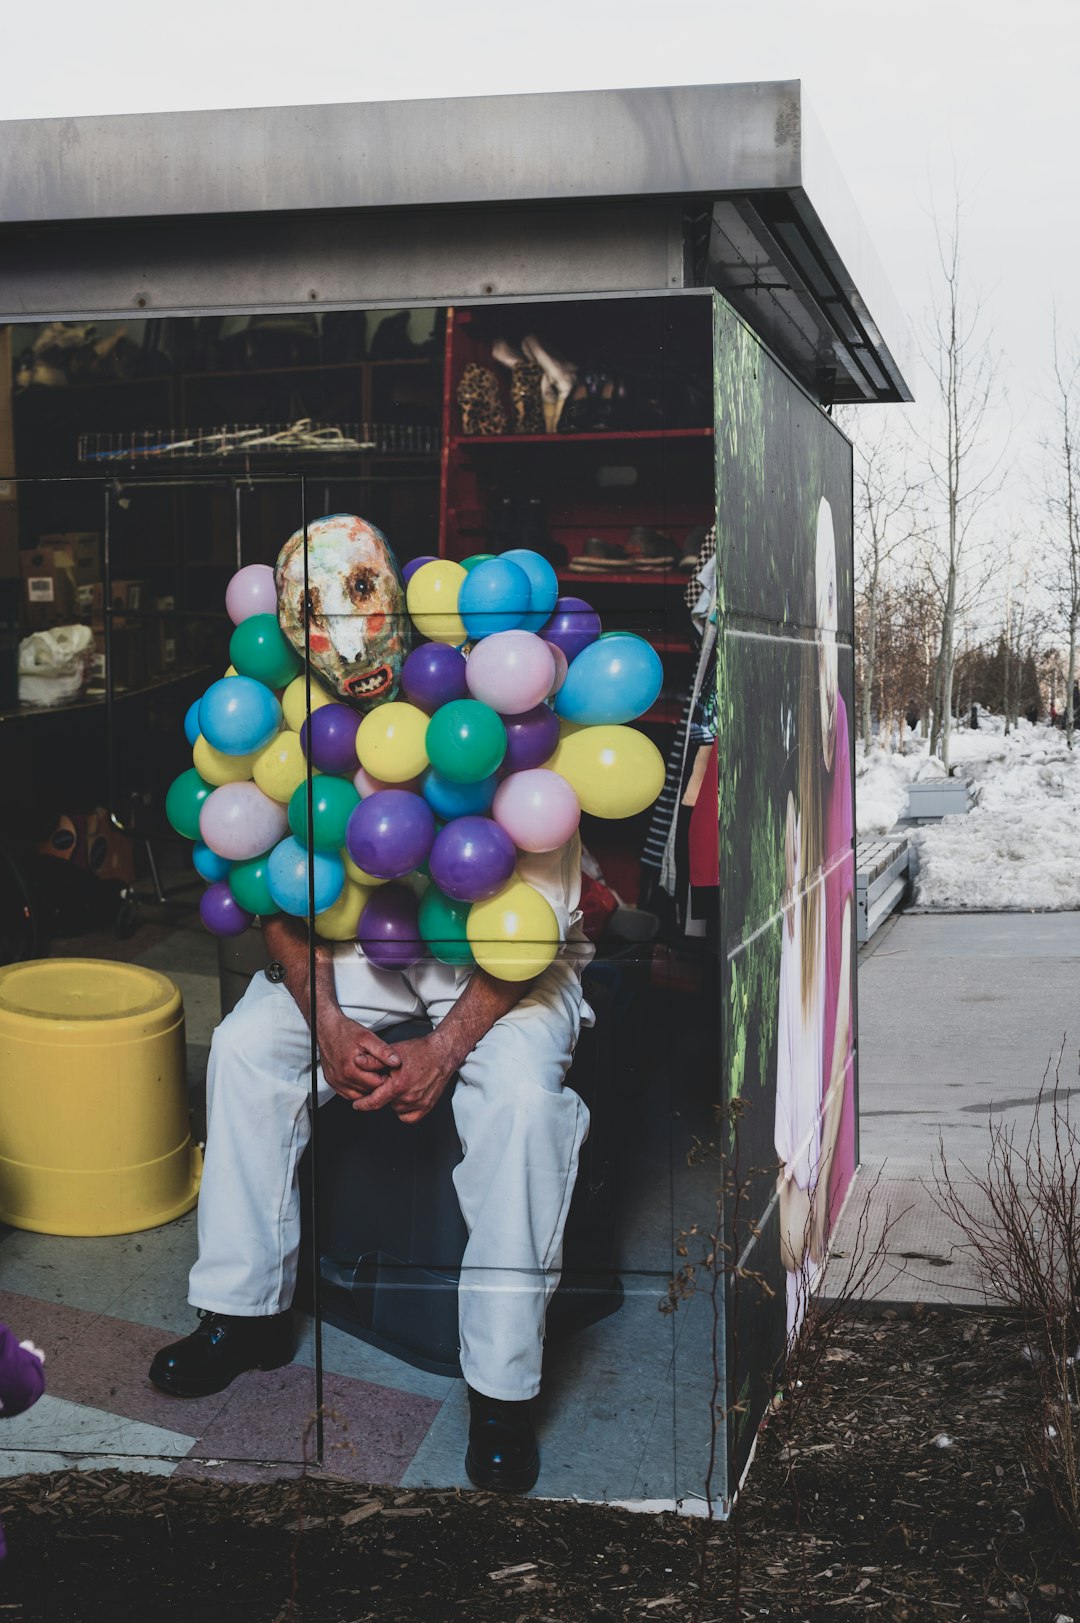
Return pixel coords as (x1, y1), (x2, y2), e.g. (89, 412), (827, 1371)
(0, 505), (17, 581)
(21, 536), (101, 628)
(36, 807), (136, 886)
(76, 582), (105, 628)
(90, 627), (146, 691)
(109, 579), (145, 627)
(145, 594), (178, 678)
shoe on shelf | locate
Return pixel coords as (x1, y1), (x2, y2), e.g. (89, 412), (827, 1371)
(464, 1385), (540, 1493)
(149, 1309), (293, 1398)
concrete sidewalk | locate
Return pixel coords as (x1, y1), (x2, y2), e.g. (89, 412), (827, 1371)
(826, 911), (1080, 1308)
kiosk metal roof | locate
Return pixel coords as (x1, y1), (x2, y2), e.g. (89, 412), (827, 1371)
(0, 81), (911, 403)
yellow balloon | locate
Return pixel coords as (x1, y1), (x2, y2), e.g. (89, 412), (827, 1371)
(224, 664), (238, 677)
(342, 850), (389, 888)
(467, 877), (560, 982)
(252, 729), (313, 803)
(282, 672), (337, 733)
(355, 701), (430, 782)
(405, 560), (467, 645)
(192, 734), (257, 786)
(314, 879), (375, 941)
(549, 724), (665, 819)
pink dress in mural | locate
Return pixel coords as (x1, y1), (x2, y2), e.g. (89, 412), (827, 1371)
(822, 692), (855, 1235)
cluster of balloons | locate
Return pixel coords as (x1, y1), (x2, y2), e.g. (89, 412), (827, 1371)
(167, 541), (666, 981)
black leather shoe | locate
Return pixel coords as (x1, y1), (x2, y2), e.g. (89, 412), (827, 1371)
(464, 1385), (540, 1493)
(149, 1310), (293, 1397)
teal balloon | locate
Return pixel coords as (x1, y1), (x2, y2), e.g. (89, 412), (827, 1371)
(166, 769), (213, 840)
(229, 853), (281, 916)
(193, 841), (232, 883)
(462, 553), (497, 572)
(266, 837), (345, 917)
(288, 777), (360, 851)
(421, 768), (497, 820)
(425, 699), (507, 784)
(230, 613), (303, 690)
(502, 548), (559, 632)
(419, 884), (475, 967)
(555, 632), (664, 725)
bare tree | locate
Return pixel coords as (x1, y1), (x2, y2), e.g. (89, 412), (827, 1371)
(1044, 322), (1080, 748)
(923, 192), (1007, 770)
(844, 409), (924, 754)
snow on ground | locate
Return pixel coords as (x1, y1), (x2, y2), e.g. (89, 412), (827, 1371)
(856, 717), (1080, 912)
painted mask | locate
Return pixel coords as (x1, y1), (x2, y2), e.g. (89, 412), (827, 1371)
(275, 513), (411, 706)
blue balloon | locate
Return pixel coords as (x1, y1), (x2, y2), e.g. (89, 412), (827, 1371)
(502, 549), (559, 632)
(184, 700), (202, 748)
(458, 558), (531, 640)
(266, 836), (345, 917)
(421, 768), (498, 821)
(198, 676), (282, 756)
(555, 633), (664, 725)
(193, 841), (233, 883)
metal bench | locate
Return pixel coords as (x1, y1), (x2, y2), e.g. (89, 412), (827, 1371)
(856, 834), (911, 944)
(904, 778), (975, 821)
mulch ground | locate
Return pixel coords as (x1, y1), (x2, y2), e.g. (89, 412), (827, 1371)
(0, 1310), (1076, 1621)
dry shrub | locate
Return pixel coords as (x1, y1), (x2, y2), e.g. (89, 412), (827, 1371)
(935, 1050), (1080, 1533)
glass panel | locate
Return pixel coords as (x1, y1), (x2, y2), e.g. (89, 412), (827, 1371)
(0, 440), (317, 1476)
(714, 292), (857, 1502)
(303, 293), (717, 1502)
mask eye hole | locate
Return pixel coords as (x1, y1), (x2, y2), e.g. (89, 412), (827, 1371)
(348, 567), (374, 602)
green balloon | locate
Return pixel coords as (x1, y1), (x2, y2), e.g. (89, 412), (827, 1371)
(419, 884), (475, 967)
(288, 776), (360, 850)
(425, 699), (507, 784)
(230, 613), (302, 690)
(166, 768), (213, 840)
(229, 853), (280, 916)
(462, 553), (497, 572)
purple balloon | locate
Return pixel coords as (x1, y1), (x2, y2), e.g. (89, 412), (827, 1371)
(429, 816), (516, 903)
(301, 703), (362, 775)
(401, 643), (469, 714)
(502, 703), (561, 773)
(543, 596), (602, 665)
(358, 882), (423, 970)
(345, 789), (436, 880)
(199, 880), (254, 937)
(402, 555), (438, 586)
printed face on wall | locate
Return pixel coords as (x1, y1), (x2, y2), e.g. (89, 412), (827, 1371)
(276, 514), (410, 705)
(816, 497), (839, 773)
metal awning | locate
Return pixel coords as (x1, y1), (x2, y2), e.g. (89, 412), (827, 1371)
(0, 81), (911, 404)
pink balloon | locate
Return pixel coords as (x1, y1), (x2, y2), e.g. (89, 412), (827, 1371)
(466, 631), (556, 716)
(226, 564), (278, 626)
(199, 781), (289, 861)
(492, 768), (581, 853)
(545, 641), (569, 695)
(353, 766), (422, 798)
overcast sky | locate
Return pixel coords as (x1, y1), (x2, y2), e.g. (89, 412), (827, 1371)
(3, 0), (1073, 558)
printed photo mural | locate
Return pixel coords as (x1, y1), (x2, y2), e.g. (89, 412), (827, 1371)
(714, 292), (857, 1495)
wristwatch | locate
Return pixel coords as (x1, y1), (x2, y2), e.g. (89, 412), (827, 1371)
(265, 961), (287, 984)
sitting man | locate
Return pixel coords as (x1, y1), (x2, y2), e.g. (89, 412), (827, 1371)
(150, 517), (591, 1494)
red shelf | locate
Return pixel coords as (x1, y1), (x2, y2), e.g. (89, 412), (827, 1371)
(642, 699), (683, 725)
(558, 569), (693, 587)
(451, 427), (713, 448)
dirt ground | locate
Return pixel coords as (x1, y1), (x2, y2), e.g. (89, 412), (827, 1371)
(0, 1310), (1076, 1622)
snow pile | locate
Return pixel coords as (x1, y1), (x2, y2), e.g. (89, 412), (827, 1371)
(856, 718), (1080, 911)
(855, 741), (947, 835)
(914, 723), (1080, 911)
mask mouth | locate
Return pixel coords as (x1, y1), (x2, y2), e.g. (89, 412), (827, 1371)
(344, 664), (394, 701)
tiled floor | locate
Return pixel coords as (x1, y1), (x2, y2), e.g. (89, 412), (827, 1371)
(0, 900), (717, 1503)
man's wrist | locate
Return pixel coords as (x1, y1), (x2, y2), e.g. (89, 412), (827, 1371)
(425, 1025), (463, 1079)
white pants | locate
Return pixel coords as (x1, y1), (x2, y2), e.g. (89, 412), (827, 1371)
(188, 950), (590, 1401)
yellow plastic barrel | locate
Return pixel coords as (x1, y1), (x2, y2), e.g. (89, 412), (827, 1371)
(0, 959), (202, 1236)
